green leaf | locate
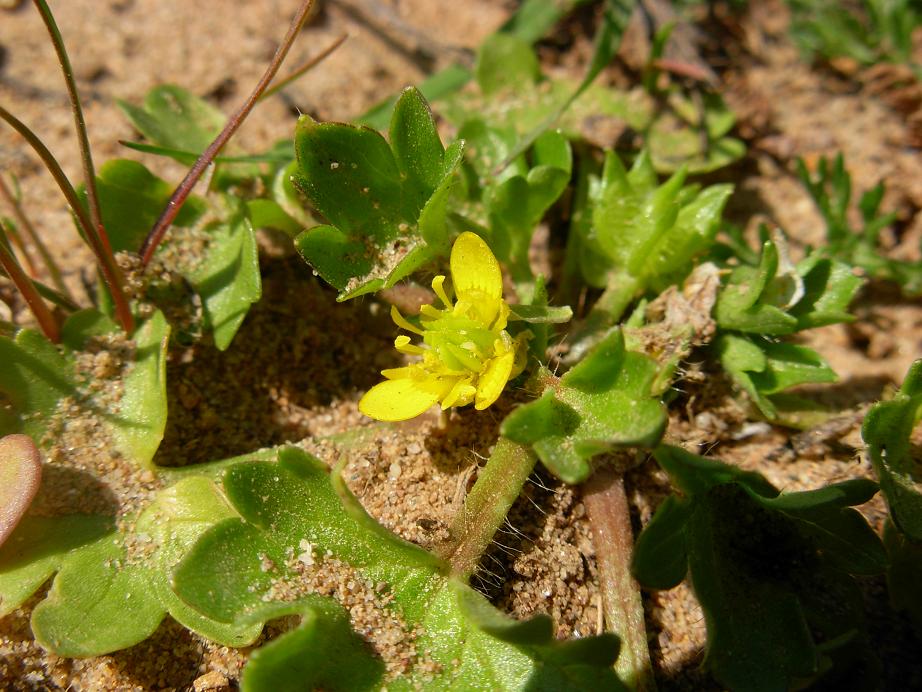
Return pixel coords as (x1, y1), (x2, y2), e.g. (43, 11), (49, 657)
(0, 329), (73, 440)
(715, 238), (861, 335)
(87, 159), (205, 253)
(173, 447), (627, 690)
(240, 598), (385, 692)
(862, 359), (922, 541)
(475, 34), (541, 96)
(579, 150), (732, 294)
(884, 521), (922, 630)
(184, 201), (262, 351)
(295, 88), (461, 300)
(630, 494), (691, 589)
(635, 445), (885, 691)
(717, 333), (837, 419)
(118, 84), (224, 160)
(483, 129), (572, 284)
(501, 329), (667, 483)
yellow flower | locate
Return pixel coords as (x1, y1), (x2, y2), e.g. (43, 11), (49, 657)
(359, 232), (528, 421)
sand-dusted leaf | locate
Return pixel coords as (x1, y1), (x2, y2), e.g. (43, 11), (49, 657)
(85, 159), (206, 253)
(240, 597), (385, 692)
(0, 434), (42, 548)
(863, 359), (922, 541)
(633, 445), (885, 692)
(173, 447), (626, 690)
(0, 465), (263, 655)
(501, 329), (666, 483)
(295, 88), (462, 300)
(0, 328), (73, 440)
(118, 84), (224, 161)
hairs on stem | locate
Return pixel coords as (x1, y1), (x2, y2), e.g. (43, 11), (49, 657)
(140, 0), (316, 265)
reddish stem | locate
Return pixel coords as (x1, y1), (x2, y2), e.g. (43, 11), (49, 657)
(583, 466), (654, 692)
(260, 33), (348, 102)
(31, 0), (133, 334)
(0, 225), (60, 342)
(0, 174), (70, 298)
(0, 106), (133, 333)
(140, 0), (315, 265)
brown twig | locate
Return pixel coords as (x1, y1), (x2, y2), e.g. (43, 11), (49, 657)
(140, 0), (315, 266)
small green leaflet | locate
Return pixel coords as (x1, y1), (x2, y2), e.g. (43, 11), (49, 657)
(172, 447), (626, 691)
(633, 445), (886, 692)
(295, 87), (463, 300)
(862, 359), (922, 541)
(501, 328), (666, 483)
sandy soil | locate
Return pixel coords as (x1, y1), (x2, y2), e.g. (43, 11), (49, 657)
(1, 0), (921, 690)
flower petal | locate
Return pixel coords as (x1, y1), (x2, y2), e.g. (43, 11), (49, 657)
(450, 232), (502, 303)
(359, 377), (450, 421)
(474, 349), (515, 410)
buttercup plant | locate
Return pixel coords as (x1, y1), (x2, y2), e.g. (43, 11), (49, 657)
(1, 0), (920, 690)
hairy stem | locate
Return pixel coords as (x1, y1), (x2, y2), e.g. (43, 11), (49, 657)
(443, 437), (537, 579)
(140, 0), (315, 265)
(32, 0), (133, 334)
(583, 466), (654, 692)
(0, 224), (59, 342)
(0, 174), (70, 297)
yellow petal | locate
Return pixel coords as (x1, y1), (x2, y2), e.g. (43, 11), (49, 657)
(474, 349), (515, 410)
(450, 232), (502, 303)
(441, 378), (476, 409)
(359, 377), (450, 421)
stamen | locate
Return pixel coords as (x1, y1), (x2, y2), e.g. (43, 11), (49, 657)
(390, 305), (424, 335)
(432, 275), (452, 308)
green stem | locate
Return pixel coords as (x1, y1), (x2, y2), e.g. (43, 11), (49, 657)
(567, 273), (639, 363)
(442, 437), (537, 579)
(583, 465), (654, 692)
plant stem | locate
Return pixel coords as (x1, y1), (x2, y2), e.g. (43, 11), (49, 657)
(566, 273), (638, 363)
(583, 465), (654, 692)
(443, 437), (537, 579)
(0, 174), (71, 298)
(140, 0), (315, 265)
(260, 33), (348, 102)
(0, 106), (133, 333)
(0, 225), (59, 342)
(0, 211), (38, 276)
(32, 0), (133, 334)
